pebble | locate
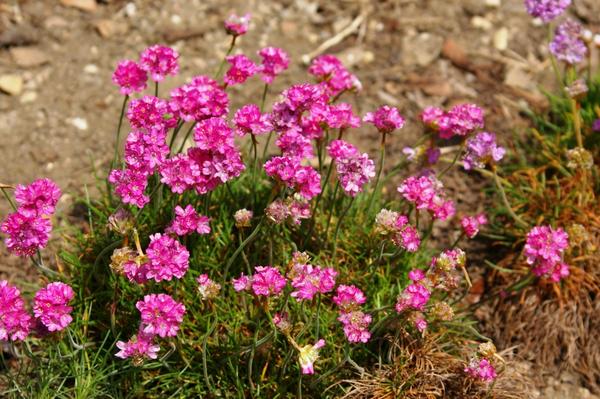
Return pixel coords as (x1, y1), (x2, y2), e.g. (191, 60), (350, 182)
(20, 91), (38, 104)
(69, 117), (89, 131)
(10, 46), (51, 68)
(471, 16), (493, 31)
(60, 0), (97, 13)
(0, 74), (24, 95)
(402, 33), (443, 67)
(494, 27), (509, 51)
(84, 64), (99, 74)
(124, 3), (137, 18)
(485, 0), (501, 7)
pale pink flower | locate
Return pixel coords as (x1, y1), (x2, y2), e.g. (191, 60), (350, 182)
(225, 13), (250, 36)
(298, 339), (325, 374)
(338, 311), (371, 343)
(232, 273), (251, 292)
(136, 294), (185, 338)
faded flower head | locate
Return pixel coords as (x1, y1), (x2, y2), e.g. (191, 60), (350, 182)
(234, 209), (253, 228)
(107, 208), (134, 235)
(566, 147), (594, 170)
(197, 274), (222, 300)
(298, 339), (325, 375)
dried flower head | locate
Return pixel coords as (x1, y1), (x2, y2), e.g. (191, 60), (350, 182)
(107, 208), (135, 235)
(566, 147), (594, 170)
(234, 209), (253, 228)
(197, 274), (222, 300)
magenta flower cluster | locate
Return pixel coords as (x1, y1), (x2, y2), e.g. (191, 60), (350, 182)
(224, 54), (258, 86)
(461, 214), (488, 239)
(375, 209), (420, 252)
(2, 178), (61, 257)
(33, 282), (75, 332)
(234, 104), (272, 137)
(224, 13), (250, 36)
(257, 47), (290, 84)
(524, 0), (571, 23)
(463, 132), (505, 170)
(398, 174), (455, 221)
(327, 140), (376, 197)
(169, 76), (229, 122)
(145, 233), (190, 282)
(264, 156), (321, 200)
(166, 205), (211, 236)
(465, 358), (497, 382)
(139, 45), (179, 82)
(137, 294), (185, 338)
(288, 253), (337, 301)
(524, 225), (570, 281)
(127, 96), (177, 131)
(421, 104), (485, 139)
(0, 280), (32, 341)
(549, 20), (587, 65)
(308, 54), (361, 97)
(333, 285), (371, 343)
(363, 105), (405, 134)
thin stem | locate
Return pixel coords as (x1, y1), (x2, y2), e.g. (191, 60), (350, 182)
(111, 95), (129, 170)
(215, 36), (237, 79)
(366, 132), (386, 214)
(438, 143), (463, 178)
(571, 98), (583, 148)
(324, 181), (340, 238)
(332, 197), (355, 259)
(168, 119), (185, 152)
(154, 82), (158, 97)
(176, 122), (197, 154)
(260, 83), (269, 112)
(1, 188), (17, 211)
(223, 218), (264, 282)
(302, 156), (335, 246)
(492, 166), (527, 228)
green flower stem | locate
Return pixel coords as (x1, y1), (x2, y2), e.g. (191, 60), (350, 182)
(570, 98), (583, 148)
(154, 81), (158, 97)
(215, 36), (237, 79)
(492, 166), (527, 228)
(223, 218), (264, 282)
(366, 132), (386, 214)
(260, 83), (269, 112)
(176, 122), (197, 154)
(438, 143), (464, 178)
(332, 196), (355, 259)
(323, 181), (340, 238)
(111, 95), (129, 170)
(301, 156), (336, 247)
(202, 314), (217, 392)
(1, 187), (17, 211)
(168, 119), (185, 153)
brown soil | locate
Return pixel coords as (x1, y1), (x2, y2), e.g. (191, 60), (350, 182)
(1, 0), (599, 397)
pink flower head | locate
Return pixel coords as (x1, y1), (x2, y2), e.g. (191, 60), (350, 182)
(14, 178), (61, 218)
(186, 146), (245, 195)
(257, 47), (290, 84)
(139, 45), (179, 82)
(251, 266), (287, 297)
(465, 358), (497, 382)
(325, 103), (361, 129)
(397, 175), (455, 221)
(159, 154), (197, 194)
(420, 106), (445, 128)
(33, 282), (74, 332)
(1, 212), (52, 257)
(137, 294), (185, 338)
(414, 315), (428, 333)
(549, 20), (587, 65)
(123, 129), (169, 174)
(127, 96), (177, 131)
(298, 339), (325, 375)
(0, 280), (32, 341)
(108, 168), (150, 208)
(327, 141), (375, 197)
(461, 214), (488, 238)
(408, 269), (426, 282)
(308, 54), (360, 96)
(123, 258), (149, 284)
(224, 13), (250, 36)
(437, 104), (484, 139)
(169, 75), (229, 122)
(524, 0), (571, 23)
(196, 274), (221, 300)
(116, 331), (160, 364)
(224, 54), (258, 86)
(463, 132), (505, 170)
(333, 285), (367, 312)
(338, 311), (372, 343)
(395, 281), (431, 313)
(112, 60), (148, 95)
(290, 264), (337, 301)
(145, 233), (190, 282)
(264, 156), (321, 200)
(428, 249), (466, 291)
(234, 104), (272, 136)
(276, 129), (314, 159)
(232, 273), (252, 291)
(166, 205), (210, 236)
(265, 197), (309, 225)
(524, 225), (569, 266)
(363, 106), (405, 134)
(193, 117), (235, 152)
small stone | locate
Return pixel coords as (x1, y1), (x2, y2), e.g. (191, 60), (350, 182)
(69, 117), (89, 131)
(20, 91), (37, 103)
(60, 0), (97, 12)
(10, 47), (50, 68)
(124, 2), (137, 18)
(471, 16), (492, 31)
(403, 33), (443, 67)
(170, 15), (182, 25)
(494, 27), (509, 51)
(0, 74), (24, 95)
(84, 64), (99, 74)
(485, 0), (501, 7)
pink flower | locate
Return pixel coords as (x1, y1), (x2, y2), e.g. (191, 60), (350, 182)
(265, 197), (311, 225)
(127, 96), (177, 131)
(524, 225), (570, 281)
(224, 13), (250, 36)
(14, 178), (61, 217)
(1, 212), (52, 257)
(257, 47), (290, 84)
(327, 140), (375, 197)
(196, 274), (221, 300)
(139, 45), (179, 82)
(325, 103), (361, 129)
(461, 214), (488, 238)
(395, 280), (431, 313)
(549, 20), (587, 65)
(524, 0), (571, 23)
(408, 269), (426, 282)
(428, 249), (466, 291)
(186, 146), (245, 194)
(338, 311), (371, 343)
(333, 285), (367, 312)
(159, 154), (198, 194)
(463, 132), (505, 170)
(169, 76), (229, 122)
(234, 104), (272, 136)
(224, 54), (258, 86)
(33, 282), (75, 332)
(420, 106), (445, 128)
(145, 233), (190, 281)
(437, 104), (484, 139)
(108, 168), (150, 208)
(308, 55), (360, 97)
(166, 205), (210, 236)
(116, 331), (160, 364)
(123, 258), (149, 284)
(328, 140), (359, 160)
(363, 106), (405, 134)
(232, 273), (251, 291)
(251, 266), (287, 296)
(123, 129), (169, 174)
(298, 339), (325, 374)
(465, 358), (497, 382)
(137, 294), (185, 338)
(0, 280), (32, 341)
(414, 315), (428, 332)
(289, 264), (337, 301)
(112, 60), (148, 95)
(276, 130), (314, 159)
(264, 156), (321, 200)
(397, 175), (455, 221)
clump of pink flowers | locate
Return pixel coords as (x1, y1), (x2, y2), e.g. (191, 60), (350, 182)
(523, 225), (570, 281)
(166, 205), (210, 236)
(145, 233), (190, 282)
(287, 252), (337, 301)
(398, 174), (455, 221)
(33, 282), (75, 332)
(374, 209), (420, 252)
(116, 331), (160, 365)
(465, 342), (500, 383)
(461, 214), (488, 238)
(251, 266), (287, 297)
(139, 45), (179, 82)
(112, 60), (148, 95)
(224, 54), (258, 86)
(264, 156), (321, 200)
(127, 96), (177, 130)
(14, 178), (61, 218)
(363, 105), (405, 134)
(333, 285), (371, 343)
(308, 54), (361, 97)
(169, 76), (229, 122)
(463, 132), (505, 170)
(137, 294), (185, 338)
(224, 13), (250, 36)
(257, 47), (290, 84)
(524, 0), (571, 23)
(422, 104), (484, 139)
(234, 104), (272, 137)
(0, 280), (32, 341)
(327, 140), (376, 197)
